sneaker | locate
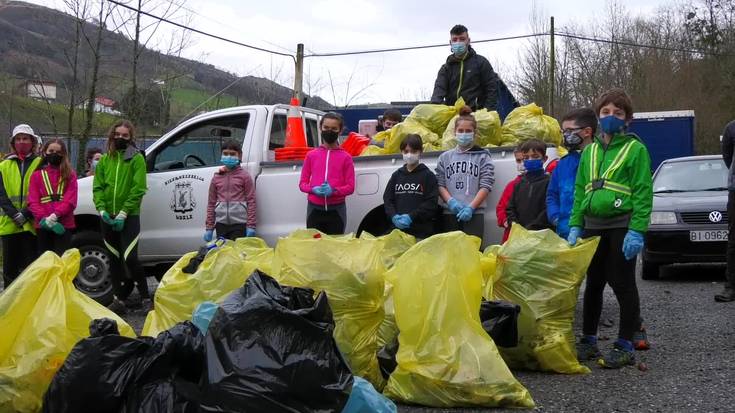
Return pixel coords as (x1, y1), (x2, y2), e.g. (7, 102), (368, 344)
(598, 342), (636, 369)
(633, 327), (650, 351)
(576, 336), (602, 361)
(108, 298), (127, 315)
(715, 286), (735, 302)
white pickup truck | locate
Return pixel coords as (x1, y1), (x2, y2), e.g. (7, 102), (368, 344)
(72, 104), (551, 303)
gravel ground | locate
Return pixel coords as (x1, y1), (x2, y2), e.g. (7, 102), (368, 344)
(124, 263), (735, 413)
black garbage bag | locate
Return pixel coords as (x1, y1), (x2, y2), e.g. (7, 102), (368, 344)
(199, 270), (354, 413)
(377, 336), (399, 380)
(42, 320), (204, 413)
(479, 300), (521, 348)
(181, 245), (212, 274)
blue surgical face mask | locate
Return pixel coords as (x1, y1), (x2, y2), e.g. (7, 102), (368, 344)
(599, 115), (627, 135)
(523, 158), (544, 174)
(455, 132), (474, 147)
(450, 41), (467, 56)
(221, 155), (240, 169)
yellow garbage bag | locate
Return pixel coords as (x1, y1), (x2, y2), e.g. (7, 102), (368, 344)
(142, 241), (271, 337)
(481, 244), (500, 300)
(383, 118), (439, 154)
(493, 225), (599, 374)
(371, 130), (391, 144)
(0, 250), (135, 413)
(500, 103), (562, 147)
(360, 145), (387, 156)
(383, 232), (535, 408)
(360, 230), (416, 349)
(408, 98), (466, 134)
(272, 231), (387, 390)
(442, 109), (502, 149)
(233, 237), (275, 275)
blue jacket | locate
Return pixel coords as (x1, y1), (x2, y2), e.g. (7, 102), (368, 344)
(546, 151), (581, 238)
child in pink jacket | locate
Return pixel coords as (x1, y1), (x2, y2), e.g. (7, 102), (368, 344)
(299, 113), (355, 234)
(204, 140), (257, 241)
(28, 138), (78, 255)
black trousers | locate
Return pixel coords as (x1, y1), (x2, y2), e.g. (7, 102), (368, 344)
(442, 213), (485, 242)
(37, 229), (72, 256)
(215, 223), (246, 240)
(101, 215), (149, 300)
(1, 231), (37, 287)
(582, 227), (640, 341)
(726, 191), (735, 288)
(307, 206), (345, 235)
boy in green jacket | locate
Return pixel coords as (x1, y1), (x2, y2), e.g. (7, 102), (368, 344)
(93, 120), (149, 314)
(567, 88), (653, 369)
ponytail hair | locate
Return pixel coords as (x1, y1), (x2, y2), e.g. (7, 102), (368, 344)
(454, 105), (477, 131)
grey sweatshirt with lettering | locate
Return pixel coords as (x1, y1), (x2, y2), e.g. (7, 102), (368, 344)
(435, 146), (495, 214)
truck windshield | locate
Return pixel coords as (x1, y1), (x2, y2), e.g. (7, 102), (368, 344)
(653, 159), (728, 193)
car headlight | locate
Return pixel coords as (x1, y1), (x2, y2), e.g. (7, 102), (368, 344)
(650, 211), (677, 225)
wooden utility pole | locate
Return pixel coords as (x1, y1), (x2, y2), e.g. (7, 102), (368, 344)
(294, 43), (304, 103)
(549, 16), (555, 117)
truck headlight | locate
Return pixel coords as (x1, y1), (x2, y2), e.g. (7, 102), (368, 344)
(650, 212), (677, 225)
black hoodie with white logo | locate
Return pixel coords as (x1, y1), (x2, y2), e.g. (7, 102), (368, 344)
(383, 163), (439, 238)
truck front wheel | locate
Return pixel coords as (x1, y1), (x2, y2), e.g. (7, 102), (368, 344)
(71, 231), (130, 305)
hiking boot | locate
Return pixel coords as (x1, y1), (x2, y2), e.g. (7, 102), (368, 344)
(715, 286), (735, 302)
(598, 342), (636, 369)
(633, 327), (650, 351)
(576, 336), (602, 361)
(108, 298), (127, 315)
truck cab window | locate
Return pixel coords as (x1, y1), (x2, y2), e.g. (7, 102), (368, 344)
(150, 115), (249, 172)
(269, 113), (319, 152)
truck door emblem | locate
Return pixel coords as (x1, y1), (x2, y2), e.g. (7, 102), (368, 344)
(171, 181), (196, 214)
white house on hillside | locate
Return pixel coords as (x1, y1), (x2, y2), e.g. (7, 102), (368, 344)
(25, 80), (56, 101)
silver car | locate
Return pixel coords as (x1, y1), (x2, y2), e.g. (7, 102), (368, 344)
(642, 155), (728, 279)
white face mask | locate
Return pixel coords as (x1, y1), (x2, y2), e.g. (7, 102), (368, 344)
(403, 152), (420, 165)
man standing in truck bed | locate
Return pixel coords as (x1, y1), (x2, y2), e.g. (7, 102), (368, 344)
(431, 24), (500, 111)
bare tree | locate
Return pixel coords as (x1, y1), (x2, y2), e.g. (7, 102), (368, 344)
(326, 63), (382, 108)
(62, 0), (91, 148)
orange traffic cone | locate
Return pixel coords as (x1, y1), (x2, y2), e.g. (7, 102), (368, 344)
(284, 97), (307, 148)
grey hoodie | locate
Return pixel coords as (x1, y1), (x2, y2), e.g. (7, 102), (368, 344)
(435, 146), (495, 214)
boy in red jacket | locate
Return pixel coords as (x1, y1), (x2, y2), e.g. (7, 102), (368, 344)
(496, 148), (524, 243)
(204, 140), (257, 241)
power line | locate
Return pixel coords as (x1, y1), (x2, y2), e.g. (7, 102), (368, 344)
(555, 31), (734, 57)
(304, 33), (548, 57)
(106, 0), (295, 61)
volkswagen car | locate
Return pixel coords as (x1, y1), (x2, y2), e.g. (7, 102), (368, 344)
(642, 155), (729, 279)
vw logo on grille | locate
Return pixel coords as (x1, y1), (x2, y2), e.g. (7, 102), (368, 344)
(709, 211), (723, 223)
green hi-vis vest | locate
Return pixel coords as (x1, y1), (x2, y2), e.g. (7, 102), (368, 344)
(0, 157), (41, 235)
(584, 140), (637, 197)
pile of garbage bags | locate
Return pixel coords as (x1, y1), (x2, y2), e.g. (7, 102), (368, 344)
(0, 250), (135, 413)
(1, 224), (603, 412)
(360, 100), (560, 156)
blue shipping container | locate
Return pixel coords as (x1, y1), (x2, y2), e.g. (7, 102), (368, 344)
(628, 111), (695, 170)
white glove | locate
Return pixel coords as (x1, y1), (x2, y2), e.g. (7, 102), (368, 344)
(115, 211), (128, 221)
(46, 213), (58, 226)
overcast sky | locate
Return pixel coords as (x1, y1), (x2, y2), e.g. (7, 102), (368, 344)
(27, 0), (671, 105)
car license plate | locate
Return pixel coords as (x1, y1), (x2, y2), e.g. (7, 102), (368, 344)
(689, 230), (729, 242)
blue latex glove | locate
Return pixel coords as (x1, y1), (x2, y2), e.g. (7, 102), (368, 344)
(100, 211), (114, 226)
(399, 214), (412, 228)
(622, 230), (644, 261)
(112, 218), (125, 232)
(312, 185), (325, 196)
(391, 214), (403, 229)
(456, 206), (474, 222)
(567, 226), (582, 246)
(51, 222), (65, 235)
(246, 227), (256, 237)
(321, 182), (334, 197)
(556, 221), (570, 239)
(447, 197), (463, 214)
(203, 229), (214, 242)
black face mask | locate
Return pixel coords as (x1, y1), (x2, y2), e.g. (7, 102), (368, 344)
(563, 132), (583, 151)
(321, 130), (339, 144)
(46, 153), (62, 166)
(114, 138), (130, 150)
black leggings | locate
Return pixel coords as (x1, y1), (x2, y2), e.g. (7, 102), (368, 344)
(1, 231), (37, 287)
(307, 205), (345, 235)
(582, 227), (640, 341)
(215, 223), (246, 240)
(37, 229), (72, 256)
(101, 215), (149, 300)
(442, 213), (485, 242)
